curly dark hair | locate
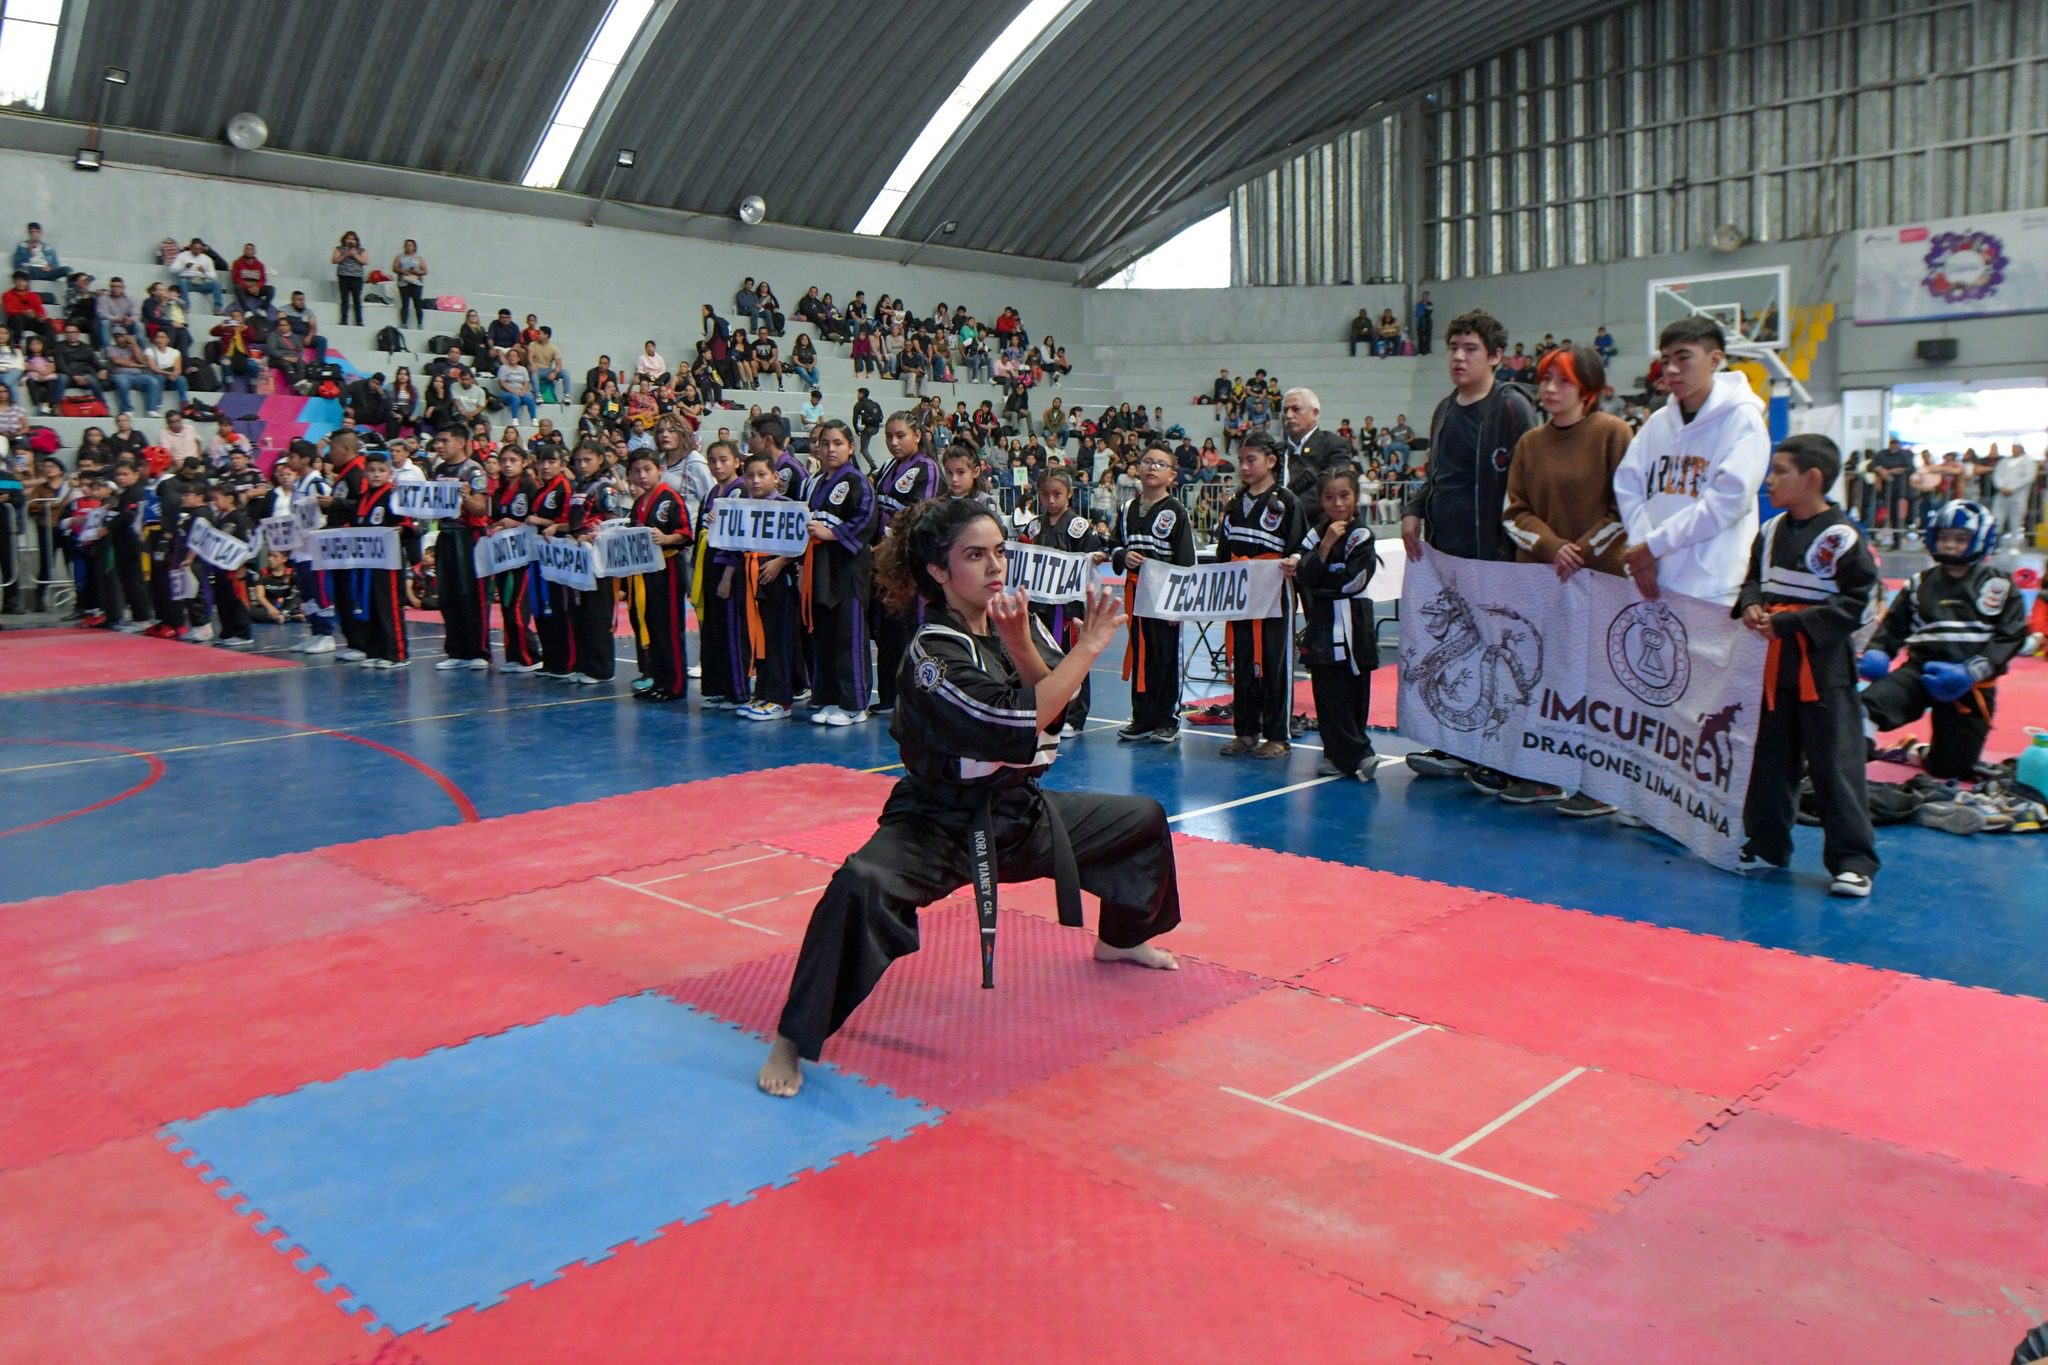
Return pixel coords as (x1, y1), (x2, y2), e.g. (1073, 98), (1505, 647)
(874, 494), (1002, 617)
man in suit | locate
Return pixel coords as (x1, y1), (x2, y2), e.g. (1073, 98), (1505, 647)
(1280, 387), (1353, 501)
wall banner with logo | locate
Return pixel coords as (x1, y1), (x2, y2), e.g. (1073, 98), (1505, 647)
(1397, 549), (1766, 871)
(1853, 208), (2048, 324)
(1131, 558), (1286, 623)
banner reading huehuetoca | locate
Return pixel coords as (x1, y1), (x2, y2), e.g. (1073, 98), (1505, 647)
(1396, 548), (1766, 870)
(391, 479), (465, 521)
(304, 527), (402, 571)
(1132, 558), (1287, 622)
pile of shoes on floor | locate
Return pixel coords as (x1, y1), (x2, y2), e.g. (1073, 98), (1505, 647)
(1801, 759), (2047, 836)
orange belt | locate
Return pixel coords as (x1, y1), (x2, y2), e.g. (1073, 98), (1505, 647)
(799, 542), (817, 631)
(1761, 604), (1817, 710)
(744, 554), (768, 660)
(1222, 552), (1282, 677)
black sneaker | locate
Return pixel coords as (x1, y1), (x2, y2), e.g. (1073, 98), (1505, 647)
(1149, 725), (1180, 744)
(1464, 766), (1511, 795)
(1499, 779), (1563, 804)
(1116, 723), (1148, 743)
(1405, 749), (1470, 778)
(1737, 849), (1788, 872)
(1557, 792), (1616, 818)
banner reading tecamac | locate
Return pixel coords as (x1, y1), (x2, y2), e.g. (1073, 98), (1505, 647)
(474, 526), (538, 579)
(187, 517), (257, 571)
(1004, 542), (1097, 604)
(1397, 549), (1767, 871)
(391, 479), (464, 521)
(1132, 557), (1286, 622)
(304, 527), (402, 571)
(535, 535), (596, 591)
(710, 497), (811, 556)
(595, 525), (660, 577)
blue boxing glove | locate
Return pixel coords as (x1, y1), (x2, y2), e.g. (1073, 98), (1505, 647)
(1858, 649), (1891, 682)
(1923, 660), (1973, 703)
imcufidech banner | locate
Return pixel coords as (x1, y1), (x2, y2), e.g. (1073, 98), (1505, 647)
(1397, 549), (1767, 871)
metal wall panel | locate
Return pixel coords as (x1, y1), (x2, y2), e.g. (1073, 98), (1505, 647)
(1231, 116), (1404, 286)
(1417, 0), (2048, 278)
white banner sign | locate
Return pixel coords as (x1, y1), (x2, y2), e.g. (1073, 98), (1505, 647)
(535, 534), (596, 591)
(288, 497), (323, 563)
(473, 526), (538, 579)
(188, 517), (257, 571)
(305, 526), (402, 571)
(710, 496), (811, 555)
(391, 479), (464, 521)
(1396, 549), (1766, 871)
(595, 525), (661, 578)
(1853, 208), (2048, 325)
(1132, 557), (1286, 622)
(1005, 542), (1097, 604)
(259, 513), (300, 556)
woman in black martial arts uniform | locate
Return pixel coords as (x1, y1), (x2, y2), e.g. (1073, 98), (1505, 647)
(758, 496), (1184, 1097)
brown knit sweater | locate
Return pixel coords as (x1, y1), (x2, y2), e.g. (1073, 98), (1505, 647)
(1501, 410), (1633, 574)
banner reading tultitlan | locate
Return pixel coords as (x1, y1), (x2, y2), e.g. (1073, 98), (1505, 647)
(1005, 542), (1097, 604)
(187, 517), (256, 571)
(1396, 549), (1767, 870)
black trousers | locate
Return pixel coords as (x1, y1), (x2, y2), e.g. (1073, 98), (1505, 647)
(538, 581), (575, 676)
(636, 564), (689, 694)
(776, 785), (1182, 1059)
(437, 528), (489, 661)
(107, 534), (148, 625)
(336, 275), (363, 327)
(809, 593), (869, 712)
(700, 573), (742, 702)
(497, 570), (539, 666)
(1310, 662), (1375, 774)
(873, 596), (917, 710)
(752, 576), (797, 705)
(1128, 616), (1182, 731)
(359, 568), (407, 661)
(570, 583), (615, 681)
(210, 563), (251, 639)
(147, 530), (174, 623)
(1032, 603), (1091, 729)
(398, 283), (424, 328)
(333, 569), (371, 653)
(1863, 662), (1996, 780)
(1745, 677), (1878, 876)
(1229, 612), (1291, 742)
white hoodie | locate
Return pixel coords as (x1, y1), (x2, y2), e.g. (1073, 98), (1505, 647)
(1614, 371), (1770, 606)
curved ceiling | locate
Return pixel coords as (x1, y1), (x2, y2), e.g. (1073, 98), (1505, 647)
(46, 0), (1625, 268)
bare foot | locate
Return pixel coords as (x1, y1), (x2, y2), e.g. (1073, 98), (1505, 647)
(757, 1035), (803, 1097)
(1094, 940), (1179, 971)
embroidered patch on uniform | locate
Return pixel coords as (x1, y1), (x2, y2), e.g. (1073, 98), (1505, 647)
(1155, 509), (1177, 536)
(914, 655), (943, 691)
(369, 507), (385, 524)
(1805, 523), (1859, 578)
(895, 468), (918, 493)
(1491, 445), (1512, 473)
(1978, 577), (2010, 614)
(1345, 526), (1374, 552)
(511, 494), (529, 516)
(1067, 516), (1088, 539)
(1260, 505), (1283, 532)
(829, 480), (850, 507)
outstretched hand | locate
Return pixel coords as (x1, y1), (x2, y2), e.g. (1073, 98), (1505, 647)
(987, 586), (1033, 652)
(1076, 581), (1129, 654)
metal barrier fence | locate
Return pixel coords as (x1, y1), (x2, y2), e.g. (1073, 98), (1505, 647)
(1, 498), (78, 611)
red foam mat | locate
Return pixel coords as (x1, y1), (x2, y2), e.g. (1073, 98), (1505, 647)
(999, 833), (1484, 980)
(0, 1135), (382, 1363)
(400, 1123), (1453, 1364)
(1184, 665), (1401, 730)
(0, 628), (294, 694)
(666, 902), (1265, 1111)
(1756, 976), (2048, 1183)
(324, 766), (893, 907)
(1300, 897), (1898, 1099)
(3, 912), (624, 1130)
(1481, 1112), (2048, 1364)
(462, 844), (837, 989)
(0, 853), (429, 1002)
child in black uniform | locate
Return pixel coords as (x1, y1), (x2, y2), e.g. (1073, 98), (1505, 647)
(528, 445), (577, 681)
(625, 450), (692, 701)
(1023, 467), (1105, 736)
(1110, 439), (1196, 743)
(489, 445), (542, 673)
(566, 440), (619, 685)
(1215, 431), (1306, 757)
(759, 496), (1184, 1097)
(202, 482), (256, 646)
(802, 420), (876, 724)
(870, 415), (940, 714)
(696, 439), (746, 707)
(1736, 434), (1879, 897)
(1290, 467), (1382, 780)
(353, 447), (414, 668)
(1859, 499), (2028, 780)
(734, 450), (801, 721)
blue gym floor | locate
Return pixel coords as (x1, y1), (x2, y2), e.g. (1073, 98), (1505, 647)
(3, 619), (2043, 997)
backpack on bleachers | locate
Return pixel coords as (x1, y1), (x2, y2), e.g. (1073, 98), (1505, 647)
(186, 359), (222, 393)
(375, 325), (405, 354)
(427, 334), (456, 355)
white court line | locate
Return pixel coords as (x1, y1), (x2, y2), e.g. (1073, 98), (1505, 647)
(1438, 1068), (1587, 1160)
(1091, 716), (1326, 753)
(1220, 1088), (1559, 1200)
(598, 876), (781, 936)
(722, 885), (828, 914)
(1270, 1023), (1435, 1101)
(632, 849), (785, 887)
(1167, 775), (1342, 824)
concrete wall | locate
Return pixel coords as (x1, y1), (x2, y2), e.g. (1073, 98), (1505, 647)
(0, 146), (1087, 343)
(1083, 284), (1407, 347)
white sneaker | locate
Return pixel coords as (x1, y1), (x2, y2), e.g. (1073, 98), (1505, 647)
(825, 708), (867, 727)
(811, 705), (845, 725)
(542, 670), (574, 683)
(436, 657), (466, 670)
(687, 664), (701, 678)
(466, 657), (490, 670)
(499, 660), (541, 673)
(1059, 723), (1079, 739)
(334, 647), (366, 661)
(187, 624), (215, 642)
(366, 658), (394, 669)
(573, 673), (606, 686)
(1829, 871), (1873, 899)
(739, 702), (791, 722)
(302, 635), (336, 654)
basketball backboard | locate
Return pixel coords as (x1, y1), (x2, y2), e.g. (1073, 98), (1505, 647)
(1646, 265), (1789, 355)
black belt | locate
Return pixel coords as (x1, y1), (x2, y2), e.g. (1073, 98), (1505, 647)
(916, 782), (1079, 988)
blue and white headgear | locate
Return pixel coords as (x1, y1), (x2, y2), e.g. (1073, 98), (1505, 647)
(1922, 499), (1995, 565)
